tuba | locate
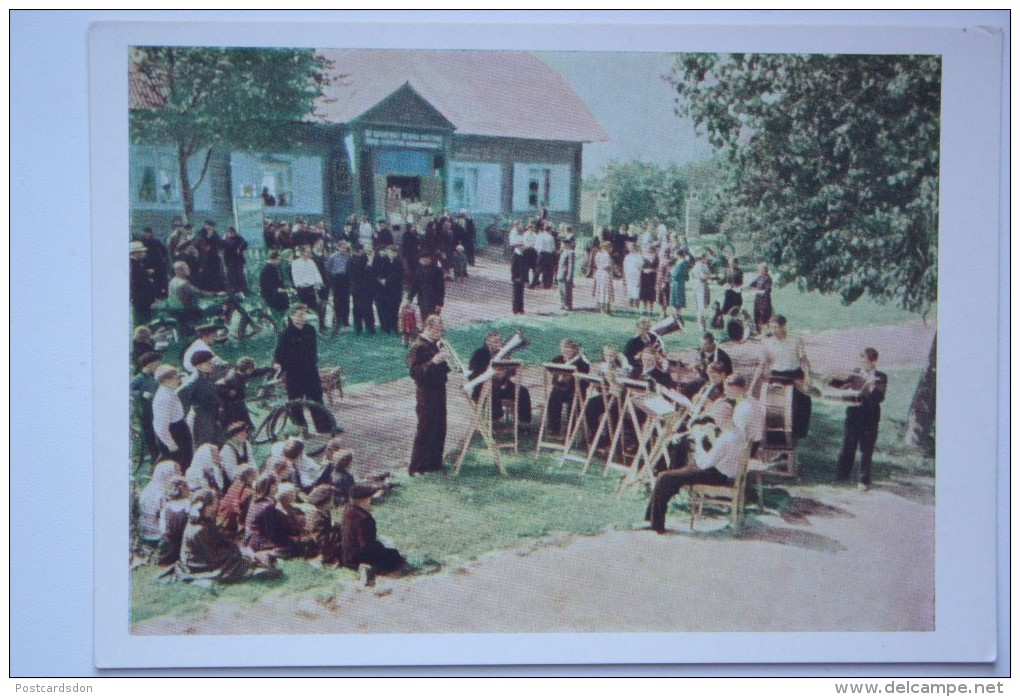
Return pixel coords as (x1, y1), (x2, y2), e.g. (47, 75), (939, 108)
(462, 367), (496, 394)
(491, 330), (530, 363)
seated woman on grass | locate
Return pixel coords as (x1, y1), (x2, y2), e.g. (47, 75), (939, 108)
(170, 489), (277, 585)
(244, 474), (303, 558)
(156, 476), (191, 566)
(137, 460), (182, 545)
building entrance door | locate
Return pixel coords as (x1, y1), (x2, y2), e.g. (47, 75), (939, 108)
(386, 175), (421, 201)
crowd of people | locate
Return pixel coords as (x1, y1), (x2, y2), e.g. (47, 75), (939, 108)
(131, 207), (887, 589)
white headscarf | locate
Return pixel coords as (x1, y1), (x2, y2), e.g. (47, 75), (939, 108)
(186, 444), (225, 494)
(137, 460), (181, 540)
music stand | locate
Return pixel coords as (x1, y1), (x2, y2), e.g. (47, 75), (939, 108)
(616, 393), (688, 495)
(491, 360), (522, 453)
(579, 376), (633, 476)
(536, 363), (580, 459)
(453, 377), (507, 476)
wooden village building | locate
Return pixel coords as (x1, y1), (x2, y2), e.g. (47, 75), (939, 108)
(129, 49), (608, 245)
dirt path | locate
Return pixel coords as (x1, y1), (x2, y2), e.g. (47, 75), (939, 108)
(134, 249), (936, 635)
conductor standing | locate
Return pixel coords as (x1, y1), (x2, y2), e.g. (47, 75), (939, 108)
(835, 347), (888, 490)
(407, 315), (451, 475)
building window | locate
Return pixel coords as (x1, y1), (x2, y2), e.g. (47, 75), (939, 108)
(451, 165), (479, 211)
(448, 161), (502, 214)
(138, 166), (179, 204)
(527, 167), (552, 208)
(259, 160), (293, 207)
(512, 163), (571, 213)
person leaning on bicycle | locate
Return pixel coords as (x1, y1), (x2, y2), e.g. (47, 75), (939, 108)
(166, 261), (225, 336)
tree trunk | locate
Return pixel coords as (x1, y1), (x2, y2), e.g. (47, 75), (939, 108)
(903, 332), (936, 455)
(178, 142), (194, 223)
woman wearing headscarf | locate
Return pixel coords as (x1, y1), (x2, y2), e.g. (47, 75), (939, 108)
(137, 460), (182, 543)
(185, 443), (226, 496)
(171, 490), (274, 584)
(243, 474), (302, 558)
(156, 477), (191, 565)
(216, 466), (257, 541)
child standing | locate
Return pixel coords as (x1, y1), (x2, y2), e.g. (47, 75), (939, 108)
(399, 296), (421, 346)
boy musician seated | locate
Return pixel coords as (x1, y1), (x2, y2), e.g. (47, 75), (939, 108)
(545, 339), (590, 434)
(467, 331), (532, 427)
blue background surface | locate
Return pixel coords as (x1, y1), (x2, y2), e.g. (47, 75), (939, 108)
(10, 9), (1010, 676)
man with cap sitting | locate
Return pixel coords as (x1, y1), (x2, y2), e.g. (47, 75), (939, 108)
(152, 364), (193, 469)
(131, 350), (164, 465)
(340, 484), (409, 576)
(178, 350), (223, 448)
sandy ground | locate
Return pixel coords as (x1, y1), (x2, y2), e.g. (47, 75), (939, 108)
(133, 250), (936, 635)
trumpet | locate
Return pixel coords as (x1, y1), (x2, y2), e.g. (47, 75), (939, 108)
(437, 339), (469, 377)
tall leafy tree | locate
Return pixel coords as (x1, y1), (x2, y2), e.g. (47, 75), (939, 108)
(130, 47), (331, 220)
(668, 53), (940, 449)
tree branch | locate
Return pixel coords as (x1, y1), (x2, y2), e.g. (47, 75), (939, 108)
(190, 147), (214, 194)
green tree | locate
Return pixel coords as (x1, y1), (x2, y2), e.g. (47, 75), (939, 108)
(130, 47), (331, 221)
(668, 53), (940, 450)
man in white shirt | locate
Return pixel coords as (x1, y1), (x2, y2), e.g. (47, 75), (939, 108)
(725, 374), (765, 456)
(521, 224), (539, 288)
(182, 324), (227, 376)
(152, 364), (192, 468)
(290, 245), (325, 323)
(535, 226), (557, 288)
(645, 400), (748, 533)
(752, 314), (813, 439)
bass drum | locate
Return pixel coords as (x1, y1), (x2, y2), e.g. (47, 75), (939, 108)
(762, 382), (795, 449)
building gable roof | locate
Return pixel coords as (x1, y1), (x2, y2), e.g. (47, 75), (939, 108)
(130, 48), (610, 144)
(354, 82), (455, 131)
(313, 49), (609, 143)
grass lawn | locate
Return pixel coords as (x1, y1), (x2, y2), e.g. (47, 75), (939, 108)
(175, 280), (928, 390)
(131, 366), (931, 625)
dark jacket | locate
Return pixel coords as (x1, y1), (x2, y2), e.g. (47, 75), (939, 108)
(259, 264), (289, 312)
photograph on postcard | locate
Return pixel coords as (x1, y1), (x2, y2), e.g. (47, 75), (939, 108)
(126, 46), (939, 635)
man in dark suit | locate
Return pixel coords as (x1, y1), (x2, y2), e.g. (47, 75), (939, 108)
(273, 304), (336, 433)
(259, 251), (291, 322)
(407, 315), (451, 475)
(698, 332), (733, 378)
(835, 347), (888, 490)
(545, 339), (590, 434)
(457, 210), (477, 266)
(624, 319), (665, 366)
(468, 331), (532, 427)
(409, 253), (445, 321)
(348, 243), (376, 334)
(510, 241), (527, 316)
(138, 227), (170, 299)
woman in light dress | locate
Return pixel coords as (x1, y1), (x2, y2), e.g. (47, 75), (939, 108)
(592, 241), (615, 314)
(622, 241), (644, 310)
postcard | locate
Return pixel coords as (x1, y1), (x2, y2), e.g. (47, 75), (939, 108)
(90, 15), (1003, 668)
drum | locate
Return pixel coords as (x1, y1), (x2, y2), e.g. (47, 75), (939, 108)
(762, 382), (794, 448)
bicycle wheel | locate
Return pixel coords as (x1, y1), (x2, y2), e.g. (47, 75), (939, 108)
(238, 311), (278, 340)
